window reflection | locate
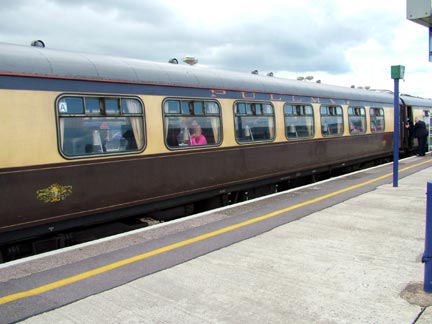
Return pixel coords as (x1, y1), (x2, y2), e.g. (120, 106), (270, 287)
(370, 107), (385, 133)
(284, 104), (314, 139)
(234, 102), (275, 143)
(320, 105), (344, 136)
(164, 99), (221, 148)
(348, 106), (366, 134)
(58, 96), (145, 157)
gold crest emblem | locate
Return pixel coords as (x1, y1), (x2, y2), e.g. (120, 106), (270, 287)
(36, 183), (73, 203)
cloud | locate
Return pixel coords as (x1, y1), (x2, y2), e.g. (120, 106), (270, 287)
(0, 0), (430, 97)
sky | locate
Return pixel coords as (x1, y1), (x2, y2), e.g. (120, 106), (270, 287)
(0, 0), (431, 98)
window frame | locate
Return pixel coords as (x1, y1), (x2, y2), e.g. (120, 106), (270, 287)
(320, 105), (344, 137)
(234, 101), (275, 144)
(348, 106), (367, 135)
(162, 98), (222, 150)
(369, 107), (385, 133)
(283, 103), (315, 140)
(56, 94), (146, 159)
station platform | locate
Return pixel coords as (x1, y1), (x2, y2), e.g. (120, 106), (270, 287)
(2, 156), (432, 323)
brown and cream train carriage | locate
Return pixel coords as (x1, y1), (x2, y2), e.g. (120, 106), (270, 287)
(0, 42), (431, 257)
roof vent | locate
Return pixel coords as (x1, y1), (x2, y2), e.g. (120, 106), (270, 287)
(31, 40), (45, 48)
(183, 56), (198, 65)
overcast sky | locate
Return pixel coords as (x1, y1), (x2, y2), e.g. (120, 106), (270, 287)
(1, 0), (431, 98)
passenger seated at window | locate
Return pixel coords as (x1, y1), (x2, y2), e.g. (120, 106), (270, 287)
(122, 126), (137, 150)
(189, 120), (207, 146)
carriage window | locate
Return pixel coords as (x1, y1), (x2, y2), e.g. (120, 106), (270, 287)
(234, 102), (275, 143)
(370, 107), (385, 133)
(348, 106), (366, 134)
(284, 104), (314, 139)
(320, 105), (344, 136)
(163, 99), (221, 148)
(57, 96), (145, 158)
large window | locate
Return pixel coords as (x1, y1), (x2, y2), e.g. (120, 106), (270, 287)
(57, 95), (145, 157)
(320, 105), (344, 136)
(234, 102), (275, 143)
(370, 107), (385, 133)
(348, 106), (366, 134)
(163, 99), (221, 148)
(284, 104), (314, 139)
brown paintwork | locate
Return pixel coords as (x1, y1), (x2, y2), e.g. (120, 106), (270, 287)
(0, 133), (392, 234)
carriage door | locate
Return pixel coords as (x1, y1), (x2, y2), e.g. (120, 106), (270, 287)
(403, 102), (412, 150)
(424, 110), (431, 152)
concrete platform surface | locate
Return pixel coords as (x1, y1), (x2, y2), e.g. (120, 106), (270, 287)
(18, 164), (432, 323)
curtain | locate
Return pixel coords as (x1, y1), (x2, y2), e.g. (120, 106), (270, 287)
(337, 117), (343, 134)
(306, 116), (313, 137)
(125, 99), (144, 148)
(163, 102), (170, 140)
(206, 102), (220, 143)
(59, 118), (65, 149)
(268, 116), (275, 138)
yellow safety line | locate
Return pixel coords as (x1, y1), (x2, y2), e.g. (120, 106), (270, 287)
(1, 159), (431, 305)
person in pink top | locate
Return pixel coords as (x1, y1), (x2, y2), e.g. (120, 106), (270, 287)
(189, 120), (207, 146)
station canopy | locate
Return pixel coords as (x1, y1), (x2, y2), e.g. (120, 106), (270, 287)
(406, 0), (432, 61)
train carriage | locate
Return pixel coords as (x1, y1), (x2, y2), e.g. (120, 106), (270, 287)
(0, 42), (431, 260)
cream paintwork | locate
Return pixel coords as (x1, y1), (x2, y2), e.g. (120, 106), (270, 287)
(0, 88), (409, 169)
(140, 96), (165, 155)
(383, 107), (395, 132)
(1, 90), (60, 168)
(272, 101), (286, 142)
